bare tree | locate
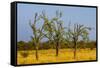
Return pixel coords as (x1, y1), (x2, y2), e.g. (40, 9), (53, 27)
(66, 23), (91, 59)
(29, 13), (44, 60)
(40, 11), (65, 56)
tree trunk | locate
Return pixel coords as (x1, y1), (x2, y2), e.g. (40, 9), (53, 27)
(35, 44), (39, 60)
(56, 41), (59, 56)
(36, 47), (38, 60)
(74, 41), (77, 59)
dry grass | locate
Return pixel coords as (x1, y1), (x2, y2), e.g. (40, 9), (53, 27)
(17, 48), (96, 65)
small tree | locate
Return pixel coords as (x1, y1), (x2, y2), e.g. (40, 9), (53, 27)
(41, 11), (65, 56)
(66, 23), (91, 59)
(52, 11), (65, 56)
(29, 13), (44, 60)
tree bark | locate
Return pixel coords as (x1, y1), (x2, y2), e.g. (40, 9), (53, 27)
(36, 47), (38, 60)
(56, 41), (59, 56)
(35, 45), (39, 60)
(74, 41), (77, 59)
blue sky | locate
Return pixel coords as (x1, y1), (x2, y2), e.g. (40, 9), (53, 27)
(17, 3), (96, 42)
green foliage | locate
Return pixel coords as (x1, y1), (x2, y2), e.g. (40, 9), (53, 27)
(17, 41), (35, 50)
(17, 41), (26, 50)
(17, 41), (96, 50)
(65, 23), (92, 47)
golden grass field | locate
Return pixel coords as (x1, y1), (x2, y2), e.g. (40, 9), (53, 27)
(17, 48), (96, 65)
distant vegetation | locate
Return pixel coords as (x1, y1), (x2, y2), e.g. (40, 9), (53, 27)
(17, 41), (96, 50)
